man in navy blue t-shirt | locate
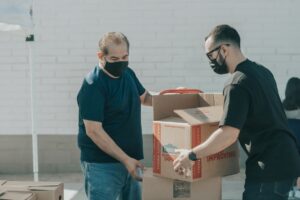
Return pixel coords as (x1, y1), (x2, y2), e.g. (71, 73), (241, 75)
(77, 32), (152, 200)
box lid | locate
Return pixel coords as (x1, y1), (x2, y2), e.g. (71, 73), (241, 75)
(4, 181), (62, 191)
(153, 93), (224, 121)
(153, 93), (200, 121)
(174, 106), (223, 125)
(5, 181), (61, 187)
(0, 188), (36, 200)
(154, 117), (188, 124)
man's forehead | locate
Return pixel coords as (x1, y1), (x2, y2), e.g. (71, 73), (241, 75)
(107, 43), (128, 57)
(205, 37), (215, 51)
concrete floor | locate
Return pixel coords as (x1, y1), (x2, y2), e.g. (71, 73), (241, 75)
(1, 170), (299, 200)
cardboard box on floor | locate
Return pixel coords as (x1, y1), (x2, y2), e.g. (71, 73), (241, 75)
(153, 93), (240, 182)
(0, 188), (37, 200)
(0, 180), (63, 200)
(143, 169), (221, 200)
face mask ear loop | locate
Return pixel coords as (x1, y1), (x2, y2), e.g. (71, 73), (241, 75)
(222, 54), (227, 66)
(215, 48), (222, 62)
(104, 56), (108, 65)
(219, 46), (227, 67)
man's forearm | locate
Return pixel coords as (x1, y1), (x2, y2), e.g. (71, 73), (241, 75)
(143, 91), (153, 106)
(193, 126), (239, 159)
(88, 128), (130, 164)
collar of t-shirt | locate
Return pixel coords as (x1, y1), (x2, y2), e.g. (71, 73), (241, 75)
(234, 59), (250, 72)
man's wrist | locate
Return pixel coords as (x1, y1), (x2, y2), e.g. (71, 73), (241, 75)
(120, 155), (130, 164)
(188, 150), (198, 161)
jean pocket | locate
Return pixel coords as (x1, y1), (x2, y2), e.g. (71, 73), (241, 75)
(274, 179), (294, 198)
(80, 161), (88, 174)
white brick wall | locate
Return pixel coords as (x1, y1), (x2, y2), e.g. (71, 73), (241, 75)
(0, 0), (299, 135)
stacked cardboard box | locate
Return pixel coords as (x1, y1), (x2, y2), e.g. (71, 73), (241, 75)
(0, 188), (36, 200)
(0, 180), (63, 200)
(142, 92), (240, 200)
(143, 169), (221, 200)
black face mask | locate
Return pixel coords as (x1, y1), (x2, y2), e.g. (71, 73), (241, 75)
(206, 43), (231, 75)
(104, 59), (128, 77)
(209, 52), (228, 75)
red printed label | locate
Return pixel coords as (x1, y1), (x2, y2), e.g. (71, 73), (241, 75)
(153, 123), (161, 174)
(206, 150), (236, 162)
(192, 126), (202, 179)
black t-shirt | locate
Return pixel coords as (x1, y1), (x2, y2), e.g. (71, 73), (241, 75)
(220, 59), (300, 182)
(77, 66), (146, 163)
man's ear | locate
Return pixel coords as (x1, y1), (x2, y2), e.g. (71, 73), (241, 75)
(97, 51), (106, 67)
(97, 51), (104, 60)
(221, 45), (228, 57)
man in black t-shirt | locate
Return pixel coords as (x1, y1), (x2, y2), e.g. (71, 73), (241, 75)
(77, 32), (152, 200)
(173, 25), (300, 200)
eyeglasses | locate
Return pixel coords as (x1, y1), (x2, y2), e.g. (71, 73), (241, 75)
(206, 43), (230, 61)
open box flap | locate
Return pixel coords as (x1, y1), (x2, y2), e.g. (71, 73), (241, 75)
(174, 106), (223, 126)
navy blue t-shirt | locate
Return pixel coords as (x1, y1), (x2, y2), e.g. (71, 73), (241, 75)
(77, 66), (146, 163)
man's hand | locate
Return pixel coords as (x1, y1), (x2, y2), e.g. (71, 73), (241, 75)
(297, 177), (300, 189)
(173, 149), (195, 177)
(124, 157), (144, 182)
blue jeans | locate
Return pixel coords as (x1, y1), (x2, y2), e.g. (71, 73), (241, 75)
(243, 178), (295, 200)
(80, 161), (141, 200)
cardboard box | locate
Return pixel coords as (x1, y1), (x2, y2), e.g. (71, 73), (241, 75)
(142, 169), (221, 200)
(0, 180), (6, 186)
(0, 180), (63, 200)
(153, 93), (240, 182)
(0, 188), (36, 200)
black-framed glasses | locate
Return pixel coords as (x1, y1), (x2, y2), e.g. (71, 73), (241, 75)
(206, 43), (230, 61)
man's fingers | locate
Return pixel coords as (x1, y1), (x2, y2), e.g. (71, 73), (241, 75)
(178, 167), (185, 176)
(185, 168), (192, 178)
(130, 169), (143, 182)
(137, 162), (145, 170)
(135, 162), (144, 181)
(135, 174), (143, 182)
(173, 158), (180, 166)
(133, 170), (143, 182)
(174, 162), (182, 172)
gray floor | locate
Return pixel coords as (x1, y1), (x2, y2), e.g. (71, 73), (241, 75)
(1, 170), (246, 200)
(222, 171), (245, 200)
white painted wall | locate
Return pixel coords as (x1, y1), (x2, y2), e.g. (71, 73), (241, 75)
(0, 0), (299, 135)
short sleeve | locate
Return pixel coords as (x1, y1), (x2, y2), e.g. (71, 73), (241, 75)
(128, 68), (146, 96)
(77, 82), (105, 122)
(219, 84), (250, 129)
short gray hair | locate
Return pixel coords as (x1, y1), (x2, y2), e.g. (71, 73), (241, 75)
(98, 32), (130, 55)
